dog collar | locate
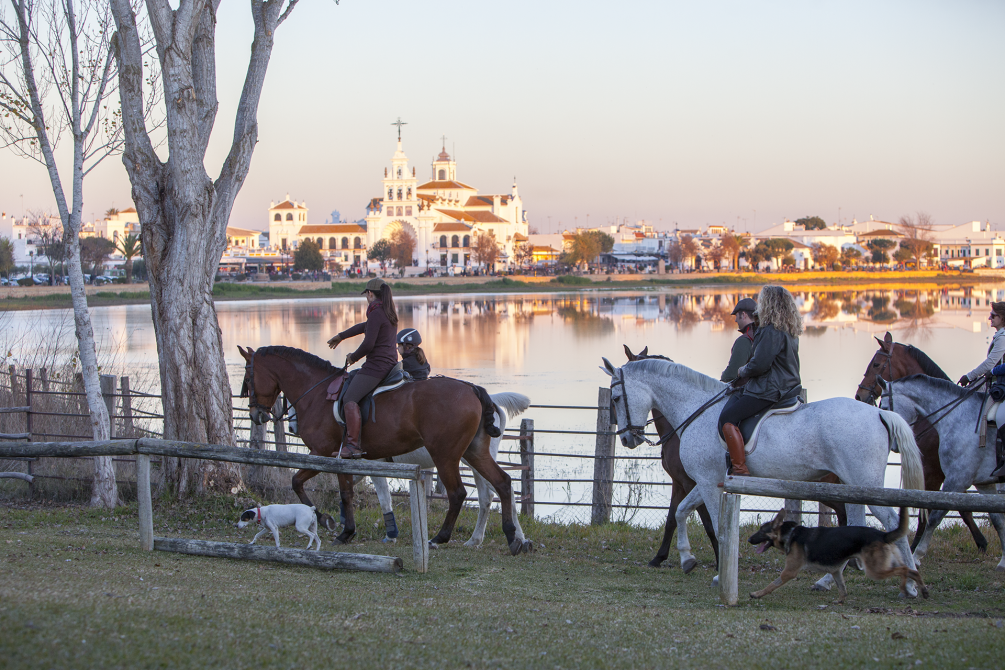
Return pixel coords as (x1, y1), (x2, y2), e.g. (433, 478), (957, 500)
(256, 506), (262, 525)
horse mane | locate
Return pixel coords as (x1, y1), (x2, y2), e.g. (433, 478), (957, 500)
(257, 346), (338, 374)
(626, 358), (724, 393)
(898, 373), (983, 400)
(902, 344), (951, 381)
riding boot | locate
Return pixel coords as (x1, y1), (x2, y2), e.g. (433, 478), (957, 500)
(339, 402), (366, 459)
(991, 426), (1005, 479)
(722, 423), (749, 476)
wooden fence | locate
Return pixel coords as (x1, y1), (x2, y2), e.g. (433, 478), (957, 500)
(716, 476), (1005, 606)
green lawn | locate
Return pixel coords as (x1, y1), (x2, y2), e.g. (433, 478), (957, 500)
(1, 495), (1003, 669)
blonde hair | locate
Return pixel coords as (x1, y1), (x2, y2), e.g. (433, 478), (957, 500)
(754, 285), (803, 337)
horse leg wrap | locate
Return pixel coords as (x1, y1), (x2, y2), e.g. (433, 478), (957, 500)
(339, 500), (346, 527)
(383, 511), (399, 539)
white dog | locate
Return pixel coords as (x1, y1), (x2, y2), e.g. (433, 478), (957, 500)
(237, 504), (321, 550)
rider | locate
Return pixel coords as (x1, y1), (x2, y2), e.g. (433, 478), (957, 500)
(326, 278), (399, 458)
(960, 301), (1005, 477)
(721, 297), (757, 383)
(397, 328), (431, 380)
(718, 285), (803, 476)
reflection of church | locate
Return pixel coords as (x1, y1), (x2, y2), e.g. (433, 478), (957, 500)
(364, 137), (529, 271)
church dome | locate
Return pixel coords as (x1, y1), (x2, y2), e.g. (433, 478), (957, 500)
(436, 148), (451, 162)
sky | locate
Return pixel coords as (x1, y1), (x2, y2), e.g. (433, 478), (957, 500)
(2, 0), (1003, 235)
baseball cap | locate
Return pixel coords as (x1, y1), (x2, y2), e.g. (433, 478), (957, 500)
(731, 298), (757, 315)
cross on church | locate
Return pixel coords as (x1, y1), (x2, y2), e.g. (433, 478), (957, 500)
(440, 135), (447, 149)
(391, 117), (407, 140)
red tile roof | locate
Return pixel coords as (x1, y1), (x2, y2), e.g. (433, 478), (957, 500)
(417, 180), (476, 191)
(464, 195), (510, 207)
(271, 200), (303, 210)
(299, 224), (366, 234)
(120, 207), (137, 213)
(512, 232), (529, 242)
(433, 222), (473, 232)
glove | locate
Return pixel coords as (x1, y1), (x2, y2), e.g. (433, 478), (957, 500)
(957, 375), (970, 386)
(345, 354), (355, 367)
(327, 334), (342, 349)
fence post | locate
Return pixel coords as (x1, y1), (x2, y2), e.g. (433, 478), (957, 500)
(591, 386), (616, 525)
(272, 397), (287, 453)
(519, 418), (534, 517)
(784, 388), (810, 524)
(39, 368), (49, 392)
(120, 376), (134, 434)
(409, 475), (429, 573)
(24, 369), (32, 441)
(137, 454), (154, 551)
(100, 375), (116, 439)
(718, 491), (740, 606)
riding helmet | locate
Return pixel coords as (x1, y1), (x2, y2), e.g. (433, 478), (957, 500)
(397, 328), (422, 345)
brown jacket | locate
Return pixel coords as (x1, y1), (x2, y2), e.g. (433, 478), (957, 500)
(338, 301), (398, 378)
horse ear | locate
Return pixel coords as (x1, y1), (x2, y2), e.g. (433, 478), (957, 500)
(875, 335), (890, 351)
(884, 332), (893, 345)
(237, 346), (249, 360)
(623, 344), (635, 361)
(600, 357), (616, 377)
(640, 346), (649, 356)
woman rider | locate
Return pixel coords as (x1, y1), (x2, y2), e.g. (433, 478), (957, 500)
(397, 328), (431, 380)
(718, 285), (803, 476)
(326, 278), (399, 458)
(961, 301), (1005, 478)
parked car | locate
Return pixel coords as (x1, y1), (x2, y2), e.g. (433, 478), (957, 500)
(33, 273), (50, 284)
(93, 275), (117, 286)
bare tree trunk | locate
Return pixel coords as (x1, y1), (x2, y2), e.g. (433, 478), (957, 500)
(110, 0), (300, 495)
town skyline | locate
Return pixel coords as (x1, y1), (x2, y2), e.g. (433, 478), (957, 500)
(1, 1), (1002, 235)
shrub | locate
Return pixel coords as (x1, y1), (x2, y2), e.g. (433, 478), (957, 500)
(16, 277), (34, 286)
(552, 275), (592, 285)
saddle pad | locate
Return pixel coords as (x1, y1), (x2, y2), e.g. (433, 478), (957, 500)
(718, 400), (803, 456)
(333, 374), (408, 425)
(326, 375), (346, 402)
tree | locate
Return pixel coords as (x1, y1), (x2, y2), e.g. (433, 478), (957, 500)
(745, 242), (771, 270)
(764, 238), (794, 268)
(567, 232), (600, 268)
(115, 233), (142, 282)
(897, 212), (935, 269)
(105, 208), (120, 217)
(388, 228), (416, 270)
(470, 231), (499, 270)
(107, 0), (303, 495)
(368, 238), (392, 275)
(293, 238), (324, 272)
(706, 245), (726, 271)
(27, 211), (65, 283)
(893, 245), (914, 264)
(667, 240), (684, 271)
(679, 234), (699, 271)
(841, 246), (862, 267)
(795, 216), (827, 231)
(80, 237), (116, 275)
(866, 238), (896, 264)
(810, 242), (839, 269)
(513, 241), (534, 270)
(0, 237), (14, 277)
(1, 0), (139, 507)
(720, 234), (744, 271)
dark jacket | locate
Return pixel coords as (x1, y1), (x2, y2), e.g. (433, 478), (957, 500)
(736, 323), (801, 402)
(402, 352), (430, 380)
(721, 324), (755, 383)
(338, 301), (398, 378)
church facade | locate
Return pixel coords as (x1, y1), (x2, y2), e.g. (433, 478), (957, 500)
(364, 139), (529, 271)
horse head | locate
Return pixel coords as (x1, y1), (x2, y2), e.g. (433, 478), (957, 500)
(238, 345), (279, 425)
(856, 332), (897, 404)
(601, 356), (649, 449)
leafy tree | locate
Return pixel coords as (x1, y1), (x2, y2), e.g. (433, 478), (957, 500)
(795, 216), (827, 230)
(105, 208), (120, 218)
(744, 242), (771, 270)
(893, 246), (914, 264)
(389, 228), (416, 270)
(0, 237), (14, 277)
(115, 233), (142, 283)
(764, 238), (794, 268)
(513, 241), (534, 270)
(811, 242), (839, 269)
(720, 234), (745, 271)
(706, 245), (726, 271)
(293, 238), (324, 272)
(80, 237), (116, 276)
(897, 212), (935, 268)
(368, 238), (392, 275)
(841, 246), (862, 266)
(866, 238), (896, 264)
(471, 231), (500, 270)
(667, 240), (684, 271)
(679, 234), (700, 271)
(567, 232), (600, 267)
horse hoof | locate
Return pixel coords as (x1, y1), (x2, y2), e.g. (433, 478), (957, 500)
(508, 538), (524, 555)
(810, 583), (831, 592)
(463, 539), (482, 548)
(428, 540), (440, 549)
(333, 531), (356, 545)
(995, 563), (1005, 573)
(381, 536), (397, 544)
(711, 575), (719, 587)
(522, 540), (534, 553)
(682, 558), (697, 574)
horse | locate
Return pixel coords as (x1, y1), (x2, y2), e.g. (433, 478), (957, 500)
(238, 345), (531, 555)
(879, 374), (1005, 571)
(601, 356), (927, 596)
(855, 331), (990, 553)
(367, 392), (531, 547)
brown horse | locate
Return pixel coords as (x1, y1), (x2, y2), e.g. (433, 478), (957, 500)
(855, 331), (988, 553)
(238, 345), (530, 555)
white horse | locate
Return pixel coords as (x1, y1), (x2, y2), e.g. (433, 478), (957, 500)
(880, 374), (1005, 570)
(601, 357), (927, 596)
(366, 392), (531, 548)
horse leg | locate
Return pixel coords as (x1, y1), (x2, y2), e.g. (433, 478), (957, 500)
(334, 473), (356, 545)
(869, 504), (919, 597)
(650, 481), (683, 567)
(697, 504), (720, 570)
(674, 486), (706, 574)
(961, 511), (989, 554)
(463, 447), (527, 555)
(464, 467), (492, 547)
(370, 476), (399, 543)
(974, 484), (1005, 571)
(292, 469), (338, 532)
(912, 507), (949, 564)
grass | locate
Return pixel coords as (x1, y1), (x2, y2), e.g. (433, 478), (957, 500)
(1, 494), (1003, 669)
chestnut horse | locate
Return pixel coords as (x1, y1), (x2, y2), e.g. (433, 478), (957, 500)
(238, 345), (529, 555)
(855, 331), (988, 553)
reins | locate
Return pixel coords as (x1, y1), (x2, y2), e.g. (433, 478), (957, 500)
(243, 350), (344, 423)
(883, 376), (986, 440)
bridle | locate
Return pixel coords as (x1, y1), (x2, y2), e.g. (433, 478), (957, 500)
(241, 350), (341, 424)
(858, 346), (894, 405)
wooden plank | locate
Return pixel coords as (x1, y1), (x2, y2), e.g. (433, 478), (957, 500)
(135, 439), (420, 479)
(0, 407), (31, 414)
(0, 472), (33, 482)
(120, 376), (134, 434)
(724, 476), (1005, 513)
(718, 491), (740, 607)
(137, 455), (154, 551)
(101, 375), (115, 438)
(0, 439), (138, 458)
(519, 418), (534, 517)
(409, 477), (429, 573)
(153, 538), (403, 573)
(591, 386), (616, 525)
(0, 433), (31, 440)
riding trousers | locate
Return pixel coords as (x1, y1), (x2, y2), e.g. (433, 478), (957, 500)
(343, 373), (382, 406)
(717, 393), (774, 439)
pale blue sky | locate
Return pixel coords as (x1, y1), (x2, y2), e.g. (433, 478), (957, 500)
(2, 1), (1003, 234)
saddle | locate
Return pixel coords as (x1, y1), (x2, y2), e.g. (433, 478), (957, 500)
(331, 362), (407, 426)
(720, 385), (804, 456)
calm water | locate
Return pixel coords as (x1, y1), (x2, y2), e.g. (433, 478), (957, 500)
(4, 284), (1002, 525)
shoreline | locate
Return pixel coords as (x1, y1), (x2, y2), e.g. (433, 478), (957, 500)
(1, 270), (1002, 310)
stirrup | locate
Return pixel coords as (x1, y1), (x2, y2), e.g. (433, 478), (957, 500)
(338, 444), (366, 459)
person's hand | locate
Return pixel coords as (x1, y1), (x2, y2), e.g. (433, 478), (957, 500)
(345, 354), (355, 367)
(958, 374), (970, 386)
(327, 334), (342, 349)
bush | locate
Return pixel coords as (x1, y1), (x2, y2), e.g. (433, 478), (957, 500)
(551, 275), (593, 285)
(16, 277), (34, 286)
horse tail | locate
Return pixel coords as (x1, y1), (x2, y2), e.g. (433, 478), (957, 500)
(473, 384), (502, 438)
(489, 392), (531, 420)
(879, 409), (925, 492)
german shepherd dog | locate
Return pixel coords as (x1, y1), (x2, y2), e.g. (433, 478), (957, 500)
(747, 507), (929, 602)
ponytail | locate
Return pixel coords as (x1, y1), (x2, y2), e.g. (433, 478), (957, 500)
(379, 284), (398, 326)
(414, 346), (427, 365)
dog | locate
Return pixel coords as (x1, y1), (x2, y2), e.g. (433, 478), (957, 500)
(747, 507), (928, 602)
(237, 504), (321, 550)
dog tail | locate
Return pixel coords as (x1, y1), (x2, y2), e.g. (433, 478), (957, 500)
(883, 507), (911, 544)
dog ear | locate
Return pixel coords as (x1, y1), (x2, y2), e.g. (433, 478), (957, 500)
(240, 510), (255, 522)
(772, 509), (786, 527)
